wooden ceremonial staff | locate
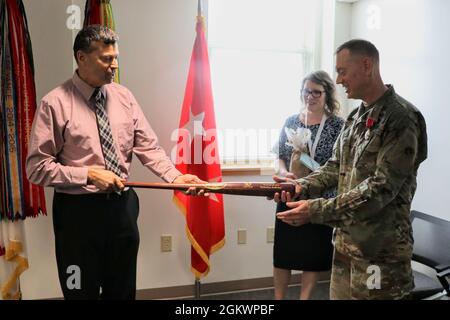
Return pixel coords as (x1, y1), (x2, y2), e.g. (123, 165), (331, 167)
(124, 182), (296, 197)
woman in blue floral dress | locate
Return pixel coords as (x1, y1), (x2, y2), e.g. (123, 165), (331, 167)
(273, 70), (344, 299)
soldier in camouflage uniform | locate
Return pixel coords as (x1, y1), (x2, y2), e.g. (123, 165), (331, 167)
(274, 39), (427, 299)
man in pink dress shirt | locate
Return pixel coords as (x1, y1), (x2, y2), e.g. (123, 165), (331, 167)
(26, 25), (203, 300)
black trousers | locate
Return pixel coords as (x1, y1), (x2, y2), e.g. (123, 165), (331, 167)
(52, 189), (140, 300)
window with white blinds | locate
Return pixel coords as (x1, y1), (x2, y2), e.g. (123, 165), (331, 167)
(208, 0), (328, 166)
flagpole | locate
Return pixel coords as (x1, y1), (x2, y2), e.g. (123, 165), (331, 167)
(194, 0), (203, 300)
(177, 0), (224, 298)
(195, 278), (201, 299)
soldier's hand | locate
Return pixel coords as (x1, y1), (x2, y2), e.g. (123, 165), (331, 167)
(87, 168), (125, 192)
(276, 200), (310, 226)
(269, 175), (301, 202)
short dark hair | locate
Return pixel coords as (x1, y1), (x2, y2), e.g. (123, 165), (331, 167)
(336, 39), (379, 62)
(301, 70), (340, 116)
(73, 25), (118, 62)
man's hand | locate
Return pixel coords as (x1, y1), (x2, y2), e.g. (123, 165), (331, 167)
(173, 174), (209, 196)
(269, 175), (301, 202)
(276, 200), (310, 227)
(87, 168), (124, 192)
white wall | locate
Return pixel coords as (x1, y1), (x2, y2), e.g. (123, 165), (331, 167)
(334, 1), (359, 114)
(350, 0), (450, 220)
(20, 0), (277, 299)
(335, 1), (352, 46)
(21, 0), (81, 300)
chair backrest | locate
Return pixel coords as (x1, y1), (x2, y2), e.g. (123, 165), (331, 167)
(410, 210), (450, 298)
(410, 210), (450, 268)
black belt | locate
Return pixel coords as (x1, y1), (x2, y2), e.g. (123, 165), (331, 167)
(55, 189), (130, 201)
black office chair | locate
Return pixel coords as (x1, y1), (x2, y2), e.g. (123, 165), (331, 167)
(410, 210), (450, 300)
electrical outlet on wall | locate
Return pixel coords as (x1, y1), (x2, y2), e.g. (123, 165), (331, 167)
(267, 227), (275, 243)
(161, 234), (172, 252)
(237, 229), (247, 245)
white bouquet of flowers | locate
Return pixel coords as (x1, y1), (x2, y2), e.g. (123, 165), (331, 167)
(284, 127), (312, 178)
(284, 127), (311, 152)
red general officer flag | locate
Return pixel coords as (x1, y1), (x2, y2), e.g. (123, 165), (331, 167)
(173, 14), (225, 279)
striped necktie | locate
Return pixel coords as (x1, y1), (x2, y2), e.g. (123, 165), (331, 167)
(93, 88), (122, 177)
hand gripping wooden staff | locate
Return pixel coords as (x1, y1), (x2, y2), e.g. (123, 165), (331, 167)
(124, 182), (296, 197)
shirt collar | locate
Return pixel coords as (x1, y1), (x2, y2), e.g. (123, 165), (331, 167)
(350, 84), (395, 123)
(364, 84), (394, 110)
(362, 84), (395, 124)
(72, 70), (106, 102)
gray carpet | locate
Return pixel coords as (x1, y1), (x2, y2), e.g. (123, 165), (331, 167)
(195, 282), (330, 300)
(192, 271), (447, 300)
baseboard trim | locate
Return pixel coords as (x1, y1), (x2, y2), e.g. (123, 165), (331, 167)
(136, 272), (330, 300)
